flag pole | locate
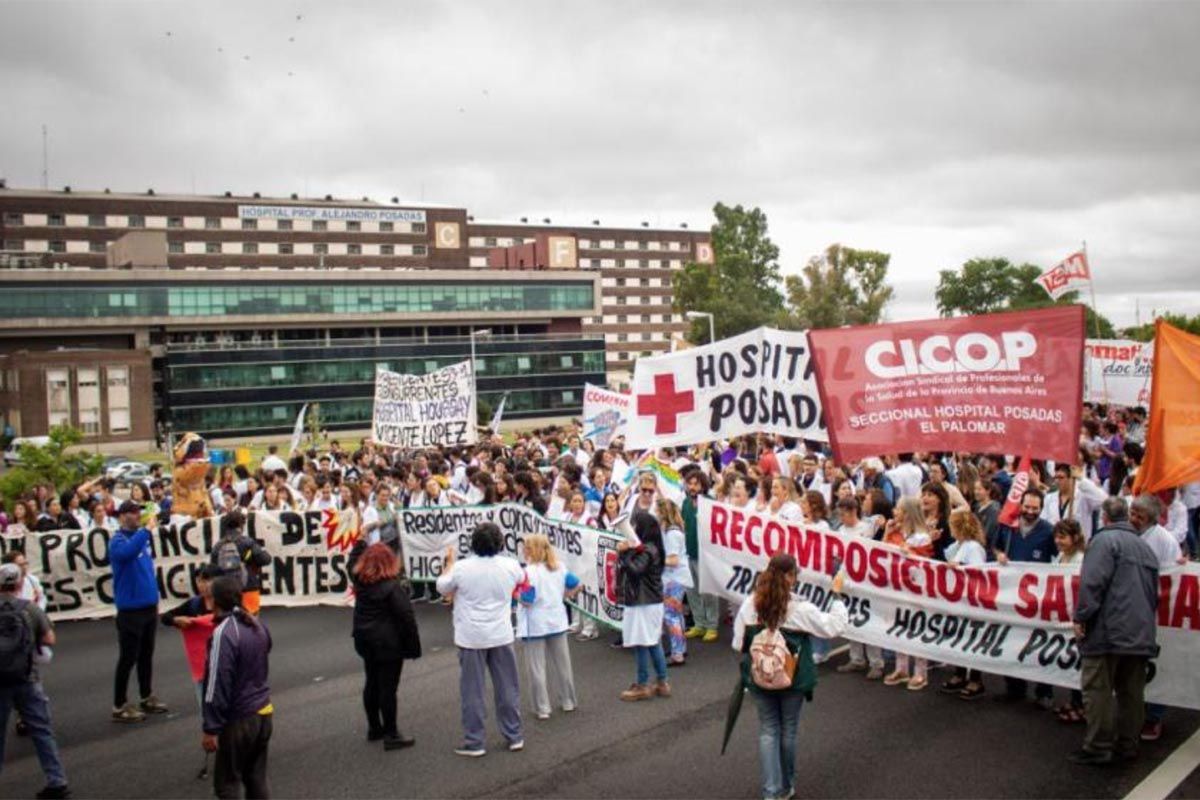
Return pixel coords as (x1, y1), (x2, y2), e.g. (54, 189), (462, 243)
(1082, 240), (1110, 404)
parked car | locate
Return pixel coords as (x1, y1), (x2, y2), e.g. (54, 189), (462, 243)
(3, 436), (51, 467)
(105, 460), (149, 481)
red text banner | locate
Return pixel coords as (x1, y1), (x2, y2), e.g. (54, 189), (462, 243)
(808, 306), (1085, 463)
(697, 498), (1200, 709)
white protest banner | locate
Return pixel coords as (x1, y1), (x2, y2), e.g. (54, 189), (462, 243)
(581, 383), (630, 448)
(1084, 339), (1153, 407)
(624, 327), (825, 450)
(0, 509), (363, 622)
(697, 498), (1200, 709)
(1036, 250), (1093, 301)
(288, 403), (308, 456)
(372, 360), (476, 448)
(398, 503), (625, 629)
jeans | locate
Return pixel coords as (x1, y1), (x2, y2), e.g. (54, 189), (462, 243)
(633, 644), (668, 685)
(0, 682), (68, 789)
(752, 691), (804, 800)
(685, 559), (720, 630)
(1145, 702), (1165, 724)
(114, 605), (158, 707)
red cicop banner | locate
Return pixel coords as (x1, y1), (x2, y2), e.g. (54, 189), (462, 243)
(809, 306), (1086, 463)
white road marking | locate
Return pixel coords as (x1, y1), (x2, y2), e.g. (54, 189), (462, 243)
(1124, 724), (1200, 800)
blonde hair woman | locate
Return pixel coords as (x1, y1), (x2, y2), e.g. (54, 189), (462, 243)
(517, 534), (581, 719)
(656, 499), (693, 665)
(882, 498), (933, 690)
(940, 508), (988, 699)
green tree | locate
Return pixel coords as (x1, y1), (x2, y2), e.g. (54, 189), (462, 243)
(673, 202), (785, 342)
(0, 425), (104, 511)
(1125, 312), (1200, 342)
(785, 244), (895, 329)
(935, 257), (1115, 337)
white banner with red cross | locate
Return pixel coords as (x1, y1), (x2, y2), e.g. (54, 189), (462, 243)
(624, 326), (825, 450)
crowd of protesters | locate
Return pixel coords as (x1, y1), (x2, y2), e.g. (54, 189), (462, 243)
(0, 400), (1194, 798)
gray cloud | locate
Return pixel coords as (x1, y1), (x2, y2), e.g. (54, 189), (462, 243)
(1, 0), (1197, 327)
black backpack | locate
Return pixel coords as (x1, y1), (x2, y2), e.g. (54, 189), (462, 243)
(216, 537), (248, 586)
(0, 599), (34, 686)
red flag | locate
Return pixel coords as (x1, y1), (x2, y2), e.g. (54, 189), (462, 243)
(997, 456), (1033, 528)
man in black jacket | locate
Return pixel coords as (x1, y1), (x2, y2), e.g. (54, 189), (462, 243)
(1069, 497), (1159, 766)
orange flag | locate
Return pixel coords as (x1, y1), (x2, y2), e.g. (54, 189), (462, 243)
(1133, 320), (1200, 494)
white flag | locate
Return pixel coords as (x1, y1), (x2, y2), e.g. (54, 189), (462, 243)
(1036, 250), (1092, 300)
(289, 403), (308, 455)
(489, 393), (508, 434)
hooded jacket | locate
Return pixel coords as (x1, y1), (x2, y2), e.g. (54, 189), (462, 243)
(1074, 522), (1160, 658)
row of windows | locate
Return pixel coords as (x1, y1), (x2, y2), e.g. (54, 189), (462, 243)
(469, 236), (693, 252)
(0, 282), (595, 319)
(168, 350), (606, 391)
(605, 332), (668, 343)
(3, 239), (429, 256)
(171, 387), (584, 434)
(2, 212), (426, 234)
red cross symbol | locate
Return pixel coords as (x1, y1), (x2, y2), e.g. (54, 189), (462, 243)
(637, 373), (695, 435)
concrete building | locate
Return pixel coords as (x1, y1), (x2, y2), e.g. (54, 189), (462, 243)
(0, 186), (710, 446)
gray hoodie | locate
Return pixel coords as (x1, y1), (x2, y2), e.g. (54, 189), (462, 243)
(1074, 522), (1159, 658)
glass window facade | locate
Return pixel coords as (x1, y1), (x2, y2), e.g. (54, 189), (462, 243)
(0, 281), (594, 319)
(168, 350), (605, 391)
(171, 388), (586, 435)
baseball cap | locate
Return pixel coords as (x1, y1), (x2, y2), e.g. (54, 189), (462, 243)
(116, 499), (142, 515)
(0, 563), (22, 591)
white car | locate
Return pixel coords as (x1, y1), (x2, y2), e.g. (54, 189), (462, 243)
(3, 436), (51, 467)
(105, 460), (149, 481)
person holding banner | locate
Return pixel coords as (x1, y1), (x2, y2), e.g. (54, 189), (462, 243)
(682, 471), (722, 644)
(731, 552), (848, 800)
(617, 513), (671, 702)
(939, 509), (988, 700)
(882, 499), (933, 690)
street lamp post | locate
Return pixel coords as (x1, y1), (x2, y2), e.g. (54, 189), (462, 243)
(685, 311), (715, 344)
(469, 328), (492, 424)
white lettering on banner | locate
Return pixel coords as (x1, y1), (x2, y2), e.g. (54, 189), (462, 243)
(1084, 338), (1153, 406)
(237, 204), (427, 223)
(0, 511), (356, 622)
(625, 326), (825, 449)
(581, 383), (630, 448)
(865, 332), (1037, 379)
(696, 498), (1200, 709)
(398, 503), (626, 629)
(372, 361), (477, 448)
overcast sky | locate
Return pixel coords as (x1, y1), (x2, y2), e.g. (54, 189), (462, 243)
(2, 1), (1197, 328)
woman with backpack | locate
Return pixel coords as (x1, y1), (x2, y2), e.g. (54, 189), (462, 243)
(731, 553), (848, 800)
(348, 541), (421, 750)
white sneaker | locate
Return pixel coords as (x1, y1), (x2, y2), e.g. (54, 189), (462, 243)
(508, 740), (525, 752)
(454, 746), (486, 758)
(536, 712), (550, 720)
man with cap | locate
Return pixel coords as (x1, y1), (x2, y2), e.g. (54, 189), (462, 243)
(0, 562), (70, 798)
(109, 499), (168, 723)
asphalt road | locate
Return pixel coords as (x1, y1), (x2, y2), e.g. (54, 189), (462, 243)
(2, 604), (1197, 799)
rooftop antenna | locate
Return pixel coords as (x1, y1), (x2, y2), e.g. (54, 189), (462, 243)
(41, 124), (48, 189)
